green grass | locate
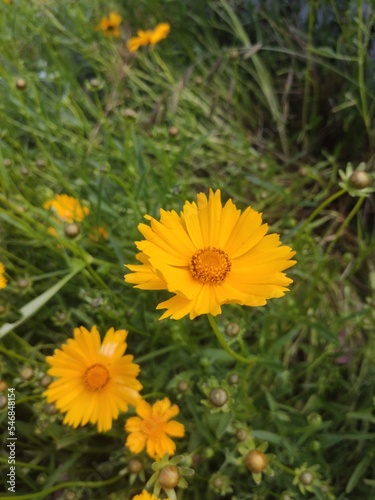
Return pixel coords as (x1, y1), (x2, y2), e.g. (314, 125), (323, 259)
(0, 1), (374, 499)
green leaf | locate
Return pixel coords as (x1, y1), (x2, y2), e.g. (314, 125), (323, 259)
(0, 261), (86, 338)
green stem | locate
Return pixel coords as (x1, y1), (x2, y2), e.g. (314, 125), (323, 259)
(207, 314), (258, 364)
(299, 188), (346, 233)
(326, 196), (365, 254)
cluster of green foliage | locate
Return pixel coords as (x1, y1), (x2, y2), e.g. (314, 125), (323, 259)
(0, 0), (374, 499)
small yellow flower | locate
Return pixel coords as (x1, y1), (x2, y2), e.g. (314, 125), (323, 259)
(132, 491), (169, 500)
(149, 23), (170, 46)
(44, 194), (89, 223)
(89, 226), (108, 242)
(0, 262), (7, 289)
(96, 12), (122, 37)
(125, 398), (185, 459)
(127, 23), (170, 52)
(44, 326), (142, 432)
(125, 189), (296, 320)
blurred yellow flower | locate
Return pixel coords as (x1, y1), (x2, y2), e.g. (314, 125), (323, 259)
(89, 226), (108, 242)
(132, 491), (168, 500)
(44, 194), (89, 223)
(125, 189), (296, 320)
(96, 12), (122, 37)
(127, 23), (170, 52)
(125, 398), (185, 459)
(44, 326), (142, 432)
(0, 262), (7, 289)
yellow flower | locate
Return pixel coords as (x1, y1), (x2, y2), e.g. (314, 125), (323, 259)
(132, 491), (169, 500)
(127, 23), (170, 52)
(125, 189), (296, 320)
(96, 12), (122, 37)
(89, 226), (108, 242)
(44, 194), (89, 223)
(0, 262), (7, 289)
(125, 398), (185, 459)
(44, 326), (142, 432)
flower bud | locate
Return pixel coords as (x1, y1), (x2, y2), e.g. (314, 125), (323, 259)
(168, 126), (179, 137)
(245, 450), (268, 473)
(177, 380), (189, 393)
(0, 395), (7, 409)
(209, 387), (228, 407)
(16, 77), (27, 90)
(349, 171), (371, 189)
(43, 403), (58, 415)
(21, 367), (34, 380)
(18, 278), (30, 290)
(129, 457), (143, 474)
(64, 223), (80, 238)
(158, 465), (180, 489)
(0, 380), (8, 392)
(236, 428), (248, 442)
(225, 322), (240, 337)
(3, 158), (12, 168)
(228, 373), (239, 385)
(299, 470), (314, 485)
(36, 159), (46, 169)
(40, 375), (52, 388)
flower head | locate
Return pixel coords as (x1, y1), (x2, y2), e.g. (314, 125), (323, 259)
(44, 326), (142, 432)
(96, 12), (122, 37)
(44, 194), (89, 223)
(132, 491), (169, 500)
(125, 398), (185, 459)
(125, 189), (296, 320)
(0, 262), (7, 289)
(127, 23), (170, 52)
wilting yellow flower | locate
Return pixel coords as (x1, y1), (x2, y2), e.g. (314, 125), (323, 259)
(0, 262), (7, 289)
(125, 398), (185, 459)
(132, 491), (169, 500)
(125, 189), (296, 320)
(127, 23), (170, 52)
(96, 12), (122, 37)
(44, 194), (89, 223)
(44, 326), (142, 432)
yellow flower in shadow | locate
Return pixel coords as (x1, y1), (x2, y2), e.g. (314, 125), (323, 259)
(127, 23), (170, 52)
(96, 12), (122, 37)
(0, 262), (7, 289)
(125, 398), (185, 459)
(44, 194), (89, 223)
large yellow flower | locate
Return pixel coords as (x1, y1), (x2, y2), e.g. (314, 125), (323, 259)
(44, 326), (142, 432)
(96, 12), (122, 37)
(125, 189), (296, 320)
(127, 23), (170, 52)
(125, 398), (185, 459)
(44, 194), (89, 223)
(0, 262), (7, 289)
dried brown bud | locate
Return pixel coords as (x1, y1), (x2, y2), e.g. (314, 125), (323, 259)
(158, 465), (180, 489)
(20, 367), (34, 380)
(245, 450), (268, 473)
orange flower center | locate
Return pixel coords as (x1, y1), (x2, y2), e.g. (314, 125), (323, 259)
(141, 417), (165, 438)
(190, 247), (231, 283)
(83, 364), (110, 391)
